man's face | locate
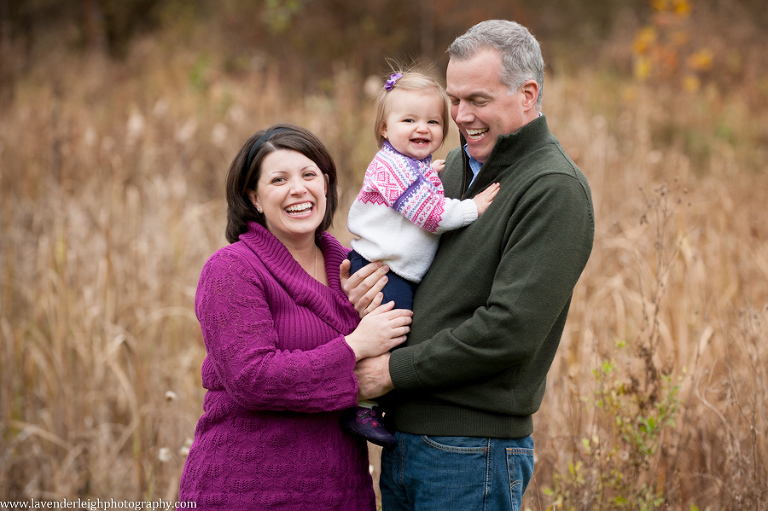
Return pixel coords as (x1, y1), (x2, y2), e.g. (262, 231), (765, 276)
(446, 49), (530, 163)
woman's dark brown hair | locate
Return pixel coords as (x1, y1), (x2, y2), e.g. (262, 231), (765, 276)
(225, 123), (339, 244)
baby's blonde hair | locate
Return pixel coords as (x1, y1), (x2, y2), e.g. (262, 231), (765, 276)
(373, 69), (450, 148)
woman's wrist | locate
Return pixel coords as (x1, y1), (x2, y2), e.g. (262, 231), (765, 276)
(344, 334), (363, 361)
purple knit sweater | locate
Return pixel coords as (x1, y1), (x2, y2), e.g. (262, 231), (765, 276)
(179, 222), (374, 510)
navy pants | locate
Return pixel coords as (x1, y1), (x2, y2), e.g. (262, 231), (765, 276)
(347, 250), (417, 311)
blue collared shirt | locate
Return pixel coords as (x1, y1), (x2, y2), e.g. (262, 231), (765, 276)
(463, 146), (483, 187)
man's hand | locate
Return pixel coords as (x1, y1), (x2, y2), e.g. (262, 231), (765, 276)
(340, 258), (389, 317)
(355, 354), (394, 400)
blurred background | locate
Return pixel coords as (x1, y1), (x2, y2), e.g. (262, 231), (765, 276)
(1, 1), (767, 509)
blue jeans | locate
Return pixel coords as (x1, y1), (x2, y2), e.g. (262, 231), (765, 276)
(348, 250), (417, 311)
(380, 432), (534, 511)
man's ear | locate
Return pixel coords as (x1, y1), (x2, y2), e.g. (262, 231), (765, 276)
(520, 79), (539, 110)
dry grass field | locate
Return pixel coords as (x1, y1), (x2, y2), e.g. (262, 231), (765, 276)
(1, 24), (767, 510)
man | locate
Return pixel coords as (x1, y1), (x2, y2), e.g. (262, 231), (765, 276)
(344, 19), (594, 510)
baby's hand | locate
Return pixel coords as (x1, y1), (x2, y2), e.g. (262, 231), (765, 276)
(473, 182), (500, 216)
(431, 159), (445, 174)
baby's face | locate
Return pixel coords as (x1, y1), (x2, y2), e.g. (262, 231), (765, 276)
(381, 90), (445, 161)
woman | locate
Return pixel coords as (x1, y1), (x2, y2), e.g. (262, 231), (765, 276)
(179, 124), (412, 510)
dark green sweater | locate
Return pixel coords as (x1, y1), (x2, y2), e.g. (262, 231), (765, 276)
(386, 116), (594, 438)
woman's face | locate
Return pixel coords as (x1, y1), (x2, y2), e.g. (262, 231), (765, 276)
(248, 149), (327, 247)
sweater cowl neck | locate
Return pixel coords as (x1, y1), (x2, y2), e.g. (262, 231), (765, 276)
(236, 222), (358, 332)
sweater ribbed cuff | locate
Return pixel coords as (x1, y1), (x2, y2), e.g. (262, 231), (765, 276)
(460, 198), (479, 226)
(388, 346), (423, 390)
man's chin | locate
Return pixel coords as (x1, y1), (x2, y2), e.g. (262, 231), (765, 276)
(467, 147), (489, 163)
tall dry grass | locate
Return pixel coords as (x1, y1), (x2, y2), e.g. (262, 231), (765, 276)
(1, 34), (767, 510)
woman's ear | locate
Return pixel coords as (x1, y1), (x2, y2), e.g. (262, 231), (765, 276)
(247, 189), (262, 213)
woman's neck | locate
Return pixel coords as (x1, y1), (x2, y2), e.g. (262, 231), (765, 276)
(282, 236), (327, 285)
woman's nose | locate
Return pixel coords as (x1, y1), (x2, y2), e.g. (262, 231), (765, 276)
(289, 178), (307, 194)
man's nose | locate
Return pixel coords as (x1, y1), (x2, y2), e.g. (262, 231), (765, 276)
(453, 101), (473, 123)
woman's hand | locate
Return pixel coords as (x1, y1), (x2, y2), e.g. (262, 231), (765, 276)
(340, 258), (389, 317)
(345, 302), (412, 361)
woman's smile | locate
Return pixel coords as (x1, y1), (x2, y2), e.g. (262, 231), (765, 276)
(249, 149), (327, 247)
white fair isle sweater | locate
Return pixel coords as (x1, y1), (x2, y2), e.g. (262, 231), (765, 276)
(348, 141), (478, 283)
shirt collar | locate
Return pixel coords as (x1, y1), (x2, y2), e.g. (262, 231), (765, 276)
(463, 144), (484, 187)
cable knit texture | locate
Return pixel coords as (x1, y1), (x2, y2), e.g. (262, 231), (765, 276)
(179, 222), (374, 510)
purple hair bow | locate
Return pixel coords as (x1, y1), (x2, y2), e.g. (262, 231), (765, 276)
(385, 73), (402, 91)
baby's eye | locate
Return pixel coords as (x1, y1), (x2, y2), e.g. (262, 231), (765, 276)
(428, 120), (441, 125)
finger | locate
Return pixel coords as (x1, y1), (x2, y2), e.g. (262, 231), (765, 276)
(345, 269), (375, 301)
(387, 334), (408, 347)
(339, 259), (351, 284)
(378, 299), (396, 312)
(382, 315), (412, 330)
(348, 265), (389, 310)
(381, 308), (413, 320)
(345, 261), (383, 289)
(360, 272), (388, 306)
(366, 298), (394, 316)
(362, 292), (385, 317)
(357, 285), (386, 315)
(362, 264), (389, 289)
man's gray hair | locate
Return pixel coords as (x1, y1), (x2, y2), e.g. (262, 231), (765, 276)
(447, 20), (545, 109)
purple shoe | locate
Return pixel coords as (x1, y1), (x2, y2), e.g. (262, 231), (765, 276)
(341, 406), (397, 448)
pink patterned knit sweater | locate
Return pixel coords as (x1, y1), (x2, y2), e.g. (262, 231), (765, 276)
(347, 141), (478, 283)
(179, 222), (375, 510)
